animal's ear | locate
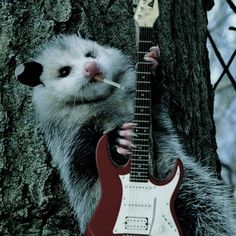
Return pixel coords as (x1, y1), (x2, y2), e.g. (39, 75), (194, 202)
(15, 61), (43, 87)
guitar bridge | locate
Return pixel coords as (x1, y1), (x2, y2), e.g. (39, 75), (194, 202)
(125, 217), (148, 230)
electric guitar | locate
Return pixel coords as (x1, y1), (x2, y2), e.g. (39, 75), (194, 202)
(85, 0), (184, 235)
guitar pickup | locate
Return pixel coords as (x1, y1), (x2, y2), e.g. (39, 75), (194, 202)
(125, 217), (149, 230)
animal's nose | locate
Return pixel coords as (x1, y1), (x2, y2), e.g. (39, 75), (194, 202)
(84, 62), (100, 78)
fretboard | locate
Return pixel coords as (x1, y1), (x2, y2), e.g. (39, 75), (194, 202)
(130, 27), (153, 183)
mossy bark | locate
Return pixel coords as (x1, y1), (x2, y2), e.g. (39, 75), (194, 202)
(0, 0), (218, 235)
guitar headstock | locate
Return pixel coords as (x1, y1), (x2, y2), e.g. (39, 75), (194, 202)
(134, 0), (159, 27)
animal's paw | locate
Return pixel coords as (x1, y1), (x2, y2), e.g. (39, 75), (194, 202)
(116, 122), (136, 155)
(144, 45), (160, 71)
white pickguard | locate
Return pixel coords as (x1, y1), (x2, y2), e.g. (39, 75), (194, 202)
(113, 166), (181, 235)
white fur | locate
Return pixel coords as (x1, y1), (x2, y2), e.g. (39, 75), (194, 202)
(26, 35), (236, 235)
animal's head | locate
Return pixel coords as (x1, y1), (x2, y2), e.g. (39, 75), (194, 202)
(15, 34), (131, 103)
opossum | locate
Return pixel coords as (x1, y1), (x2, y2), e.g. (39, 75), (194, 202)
(15, 34), (236, 235)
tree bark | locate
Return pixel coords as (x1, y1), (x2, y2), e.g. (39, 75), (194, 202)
(0, 0), (219, 235)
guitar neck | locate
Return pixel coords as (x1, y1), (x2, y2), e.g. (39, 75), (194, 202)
(130, 27), (153, 183)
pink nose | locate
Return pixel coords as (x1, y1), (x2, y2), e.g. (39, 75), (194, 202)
(84, 62), (100, 78)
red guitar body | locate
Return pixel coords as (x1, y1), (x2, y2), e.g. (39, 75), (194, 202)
(85, 135), (184, 236)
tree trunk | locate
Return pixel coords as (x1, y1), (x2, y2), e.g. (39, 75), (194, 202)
(0, 0), (219, 235)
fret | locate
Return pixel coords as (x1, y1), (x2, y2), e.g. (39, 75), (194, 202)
(139, 40), (152, 43)
(132, 153), (149, 157)
(131, 160), (149, 165)
(131, 160), (149, 163)
(136, 81), (151, 84)
(134, 140), (149, 145)
(135, 98), (150, 101)
(134, 143), (150, 148)
(131, 163), (149, 167)
(130, 170), (149, 174)
(134, 143), (149, 148)
(130, 172), (149, 176)
(130, 172), (148, 176)
(137, 61), (151, 64)
(136, 77), (151, 83)
(131, 158), (149, 163)
(135, 106), (150, 110)
(138, 51), (149, 54)
(138, 41), (152, 52)
(136, 63), (152, 71)
(135, 107), (150, 113)
(136, 89), (150, 92)
(131, 168), (149, 172)
(130, 173), (149, 178)
(136, 144), (149, 148)
(137, 71), (151, 75)
(131, 164), (149, 168)
(136, 89), (151, 93)
(131, 171), (149, 174)
(132, 157), (149, 161)
(130, 179), (148, 183)
(135, 93), (151, 98)
(135, 95), (150, 100)
(132, 160), (149, 164)
(134, 129), (149, 135)
(132, 151), (149, 155)
(138, 51), (148, 55)
(130, 177), (148, 183)
(137, 52), (151, 61)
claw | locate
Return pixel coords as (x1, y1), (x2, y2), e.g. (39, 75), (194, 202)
(117, 146), (131, 155)
(143, 45), (160, 70)
(121, 122), (137, 129)
(117, 138), (136, 148)
(150, 46), (160, 57)
(115, 122), (137, 155)
(119, 130), (137, 138)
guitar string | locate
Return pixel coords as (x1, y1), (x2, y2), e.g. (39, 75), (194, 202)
(125, 27), (151, 236)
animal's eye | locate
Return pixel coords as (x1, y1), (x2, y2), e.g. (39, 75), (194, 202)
(58, 66), (72, 78)
(85, 51), (96, 58)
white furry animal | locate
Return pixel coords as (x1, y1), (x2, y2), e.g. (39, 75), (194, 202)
(15, 34), (236, 235)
